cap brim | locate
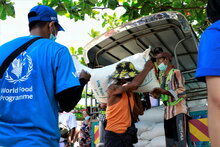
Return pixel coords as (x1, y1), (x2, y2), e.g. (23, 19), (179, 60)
(57, 23), (64, 31)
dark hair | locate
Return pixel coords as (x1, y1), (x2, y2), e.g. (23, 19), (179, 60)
(207, 0), (220, 23)
(150, 47), (164, 62)
(28, 21), (49, 31)
(152, 47), (163, 56)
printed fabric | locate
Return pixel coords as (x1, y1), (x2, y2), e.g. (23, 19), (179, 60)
(158, 68), (188, 120)
(79, 121), (91, 147)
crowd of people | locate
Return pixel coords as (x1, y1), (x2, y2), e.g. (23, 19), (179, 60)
(0, 0), (219, 146)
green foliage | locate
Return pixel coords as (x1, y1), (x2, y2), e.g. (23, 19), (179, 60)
(88, 28), (101, 38)
(0, 1), (15, 20)
(69, 46), (86, 65)
(108, 0), (118, 10)
(2, 0), (209, 36)
(102, 12), (123, 30)
(74, 104), (85, 120)
(2, 0), (210, 55)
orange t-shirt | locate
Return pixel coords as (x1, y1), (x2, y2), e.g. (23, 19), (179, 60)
(105, 92), (134, 133)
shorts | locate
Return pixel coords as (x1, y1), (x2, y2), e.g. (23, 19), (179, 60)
(104, 130), (133, 147)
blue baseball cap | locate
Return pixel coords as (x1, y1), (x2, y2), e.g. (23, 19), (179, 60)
(28, 5), (64, 31)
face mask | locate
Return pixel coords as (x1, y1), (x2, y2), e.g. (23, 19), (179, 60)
(49, 33), (56, 41)
(158, 62), (167, 71)
(49, 24), (57, 41)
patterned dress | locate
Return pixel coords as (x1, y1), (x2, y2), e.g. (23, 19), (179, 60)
(79, 121), (91, 147)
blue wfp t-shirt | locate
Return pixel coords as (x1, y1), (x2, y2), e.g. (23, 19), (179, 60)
(196, 20), (220, 80)
(0, 36), (80, 147)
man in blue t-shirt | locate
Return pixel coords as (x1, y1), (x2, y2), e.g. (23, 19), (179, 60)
(196, 0), (220, 146)
(0, 5), (91, 147)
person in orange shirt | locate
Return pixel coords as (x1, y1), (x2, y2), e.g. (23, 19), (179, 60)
(104, 61), (154, 147)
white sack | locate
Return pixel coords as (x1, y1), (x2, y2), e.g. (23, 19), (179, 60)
(134, 140), (149, 147)
(72, 48), (160, 103)
(140, 123), (165, 140)
(145, 136), (166, 147)
(135, 121), (155, 136)
(139, 106), (164, 123)
(72, 56), (92, 76)
(187, 99), (207, 108)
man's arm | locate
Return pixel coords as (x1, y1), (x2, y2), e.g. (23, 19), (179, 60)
(206, 76), (220, 147)
(68, 127), (76, 144)
(56, 70), (91, 112)
(151, 70), (185, 99)
(124, 60), (154, 91)
(108, 60), (154, 96)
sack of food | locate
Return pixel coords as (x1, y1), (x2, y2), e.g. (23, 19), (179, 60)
(72, 48), (160, 103)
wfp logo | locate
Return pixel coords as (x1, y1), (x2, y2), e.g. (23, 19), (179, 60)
(5, 52), (33, 84)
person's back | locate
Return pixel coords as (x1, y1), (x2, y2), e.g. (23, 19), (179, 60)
(196, 0), (220, 146)
(0, 5), (90, 147)
(0, 36), (78, 147)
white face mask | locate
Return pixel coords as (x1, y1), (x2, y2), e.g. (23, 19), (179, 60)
(158, 62), (167, 71)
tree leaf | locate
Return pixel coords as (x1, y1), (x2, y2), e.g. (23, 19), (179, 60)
(42, 0), (49, 5)
(102, 0), (108, 7)
(55, 4), (67, 16)
(78, 47), (84, 55)
(69, 47), (76, 55)
(108, 0), (119, 10)
(5, 3), (15, 17)
(0, 5), (6, 20)
(89, 0), (98, 5)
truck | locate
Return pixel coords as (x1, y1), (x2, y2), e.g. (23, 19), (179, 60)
(82, 11), (209, 147)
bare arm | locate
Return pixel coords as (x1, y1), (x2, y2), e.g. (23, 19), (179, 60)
(108, 60), (154, 96)
(151, 70), (185, 99)
(68, 128), (76, 143)
(206, 76), (220, 147)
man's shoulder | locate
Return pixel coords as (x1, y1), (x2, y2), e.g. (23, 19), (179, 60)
(203, 20), (220, 37)
(1, 36), (28, 46)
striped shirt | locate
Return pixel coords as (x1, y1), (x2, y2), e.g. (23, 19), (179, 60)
(159, 68), (188, 120)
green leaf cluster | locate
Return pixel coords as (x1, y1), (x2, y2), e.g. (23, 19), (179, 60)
(2, 0), (210, 55)
(74, 104), (86, 120)
(69, 46), (86, 65)
(88, 28), (101, 38)
(0, 1), (15, 20)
